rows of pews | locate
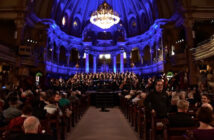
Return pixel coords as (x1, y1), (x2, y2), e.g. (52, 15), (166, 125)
(0, 94), (90, 140)
(120, 96), (199, 140)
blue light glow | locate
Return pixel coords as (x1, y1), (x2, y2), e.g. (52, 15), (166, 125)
(39, 1), (182, 75)
(46, 61), (164, 75)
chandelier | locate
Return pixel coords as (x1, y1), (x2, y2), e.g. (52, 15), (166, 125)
(90, 2), (120, 29)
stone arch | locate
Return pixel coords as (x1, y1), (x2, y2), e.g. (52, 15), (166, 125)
(127, 14), (137, 35)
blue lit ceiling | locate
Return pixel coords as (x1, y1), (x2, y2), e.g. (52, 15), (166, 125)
(51, 0), (158, 37)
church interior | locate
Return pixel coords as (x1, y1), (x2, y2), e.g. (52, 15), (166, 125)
(0, 0), (214, 140)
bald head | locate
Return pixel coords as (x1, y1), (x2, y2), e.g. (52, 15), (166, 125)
(23, 116), (40, 134)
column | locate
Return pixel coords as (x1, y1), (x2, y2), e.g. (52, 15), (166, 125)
(66, 52), (71, 66)
(184, 19), (198, 85)
(126, 51), (131, 71)
(120, 50), (124, 73)
(160, 37), (164, 61)
(150, 48), (154, 64)
(93, 55), (97, 73)
(113, 55), (117, 73)
(85, 50), (89, 73)
(156, 42), (159, 62)
(140, 51), (144, 65)
(79, 51), (84, 72)
(56, 48), (60, 65)
(51, 46), (54, 62)
(15, 20), (24, 46)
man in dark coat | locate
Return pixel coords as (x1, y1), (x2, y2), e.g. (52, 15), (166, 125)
(144, 79), (170, 118)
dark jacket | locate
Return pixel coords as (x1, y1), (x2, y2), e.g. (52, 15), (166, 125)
(168, 112), (195, 127)
(144, 90), (170, 118)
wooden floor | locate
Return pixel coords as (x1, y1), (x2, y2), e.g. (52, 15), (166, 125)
(66, 106), (140, 140)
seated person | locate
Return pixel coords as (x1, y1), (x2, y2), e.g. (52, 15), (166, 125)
(132, 91), (142, 103)
(7, 105), (32, 133)
(169, 96), (179, 113)
(3, 96), (21, 123)
(6, 116), (53, 140)
(168, 100), (195, 127)
(195, 94), (212, 108)
(137, 92), (147, 107)
(192, 106), (214, 140)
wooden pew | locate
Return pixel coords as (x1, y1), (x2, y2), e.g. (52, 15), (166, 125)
(164, 127), (197, 140)
(137, 107), (147, 140)
(150, 110), (168, 140)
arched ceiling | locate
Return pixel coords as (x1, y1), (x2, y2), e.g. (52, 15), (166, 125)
(31, 0), (177, 39)
(50, 0), (159, 37)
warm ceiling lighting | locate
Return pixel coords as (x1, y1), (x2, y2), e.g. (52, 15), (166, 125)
(90, 2), (120, 29)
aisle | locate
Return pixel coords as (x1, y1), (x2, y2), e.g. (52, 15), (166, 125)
(67, 107), (139, 140)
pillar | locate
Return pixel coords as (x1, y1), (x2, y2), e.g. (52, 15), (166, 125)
(85, 50), (89, 73)
(120, 50), (124, 73)
(113, 55), (117, 73)
(93, 55), (97, 73)
(79, 52), (84, 70)
(66, 52), (71, 66)
(51, 45), (54, 62)
(15, 20), (24, 46)
(150, 48), (154, 64)
(56, 48), (60, 64)
(184, 19), (198, 85)
(156, 42), (159, 62)
(126, 51), (131, 71)
(140, 51), (144, 65)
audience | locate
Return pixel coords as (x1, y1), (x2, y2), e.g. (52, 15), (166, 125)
(0, 72), (214, 140)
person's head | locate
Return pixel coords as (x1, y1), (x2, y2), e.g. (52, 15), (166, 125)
(54, 93), (61, 102)
(130, 90), (136, 96)
(8, 96), (18, 106)
(155, 79), (164, 93)
(201, 103), (213, 111)
(177, 99), (189, 113)
(22, 105), (33, 116)
(179, 91), (186, 100)
(197, 106), (213, 124)
(201, 94), (210, 104)
(140, 92), (147, 100)
(23, 116), (40, 134)
(39, 92), (47, 101)
(171, 96), (180, 105)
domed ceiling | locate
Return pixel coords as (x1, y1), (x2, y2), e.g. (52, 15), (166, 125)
(51, 0), (159, 37)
